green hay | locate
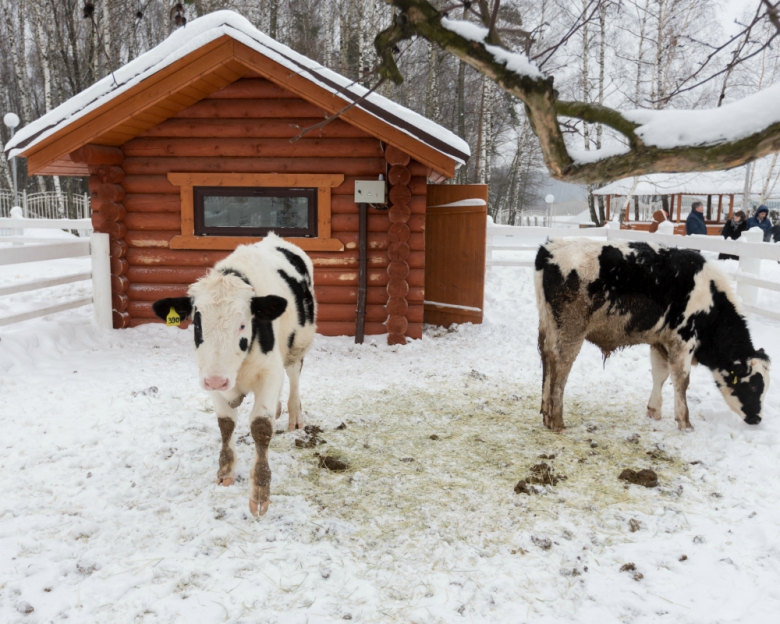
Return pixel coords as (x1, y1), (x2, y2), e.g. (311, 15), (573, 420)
(273, 377), (689, 554)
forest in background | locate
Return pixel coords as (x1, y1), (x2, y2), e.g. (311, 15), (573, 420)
(2, 0), (779, 224)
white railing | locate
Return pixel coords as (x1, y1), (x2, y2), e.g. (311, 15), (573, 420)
(0, 217), (112, 328)
(0, 189), (90, 220)
(486, 222), (780, 323)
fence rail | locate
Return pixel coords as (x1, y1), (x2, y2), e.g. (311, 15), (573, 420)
(486, 222), (780, 323)
(0, 217), (111, 328)
(0, 189), (90, 220)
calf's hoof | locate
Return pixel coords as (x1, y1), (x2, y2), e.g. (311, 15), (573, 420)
(216, 476), (234, 486)
(676, 421), (694, 431)
(249, 498), (270, 517)
(647, 407), (662, 420)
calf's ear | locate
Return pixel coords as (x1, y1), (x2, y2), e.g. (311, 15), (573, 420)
(152, 297), (193, 322)
(251, 295), (287, 321)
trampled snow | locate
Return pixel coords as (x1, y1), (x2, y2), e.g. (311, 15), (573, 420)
(2, 249), (780, 622)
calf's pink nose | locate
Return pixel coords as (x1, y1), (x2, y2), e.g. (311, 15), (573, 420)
(204, 376), (229, 391)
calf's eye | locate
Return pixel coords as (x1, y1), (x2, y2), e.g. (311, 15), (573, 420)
(240, 323), (246, 331)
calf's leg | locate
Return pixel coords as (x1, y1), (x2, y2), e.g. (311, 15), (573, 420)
(285, 359), (304, 431)
(248, 367), (284, 517)
(668, 347), (694, 431)
(647, 345), (670, 420)
(211, 393), (240, 486)
(539, 328), (551, 424)
(543, 332), (585, 432)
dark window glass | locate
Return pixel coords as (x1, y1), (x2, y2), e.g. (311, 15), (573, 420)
(194, 187), (317, 237)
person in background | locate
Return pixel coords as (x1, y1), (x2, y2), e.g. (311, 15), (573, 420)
(685, 201), (707, 236)
(718, 210), (747, 260)
(746, 205), (773, 242)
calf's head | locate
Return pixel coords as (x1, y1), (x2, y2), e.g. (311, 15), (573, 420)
(153, 272), (287, 393)
(712, 350), (771, 425)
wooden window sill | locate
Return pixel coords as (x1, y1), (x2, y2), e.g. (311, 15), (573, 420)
(169, 235), (344, 251)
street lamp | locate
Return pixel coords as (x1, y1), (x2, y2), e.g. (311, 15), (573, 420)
(545, 194), (554, 227)
(4, 112), (20, 207)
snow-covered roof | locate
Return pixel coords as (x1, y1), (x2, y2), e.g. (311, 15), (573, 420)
(593, 168), (780, 197)
(5, 10), (470, 168)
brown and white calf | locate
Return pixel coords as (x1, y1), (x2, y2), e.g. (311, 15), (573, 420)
(535, 239), (770, 431)
(153, 233), (316, 516)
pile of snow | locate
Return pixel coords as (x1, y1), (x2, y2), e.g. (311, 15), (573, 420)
(1, 254), (780, 622)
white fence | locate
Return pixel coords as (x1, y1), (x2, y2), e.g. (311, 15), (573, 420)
(0, 189), (90, 220)
(0, 217), (112, 328)
(486, 222), (780, 323)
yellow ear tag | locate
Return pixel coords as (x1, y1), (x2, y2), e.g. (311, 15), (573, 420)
(732, 376), (738, 386)
(166, 307), (181, 327)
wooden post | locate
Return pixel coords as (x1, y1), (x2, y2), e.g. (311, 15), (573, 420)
(717, 195), (723, 222)
(355, 202), (367, 344)
(75, 144), (129, 328)
(91, 232), (113, 329)
(624, 196), (630, 223)
(385, 145), (411, 346)
(729, 194), (735, 219)
(676, 194), (682, 223)
(605, 195), (611, 222)
(737, 227), (763, 310)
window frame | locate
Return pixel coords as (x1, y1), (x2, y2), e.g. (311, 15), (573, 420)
(193, 186), (318, 238)
(168, 172), (345, 251)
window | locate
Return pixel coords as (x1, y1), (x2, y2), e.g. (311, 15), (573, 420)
(194, 187), (317, 237)
(167, 173), (345, 251)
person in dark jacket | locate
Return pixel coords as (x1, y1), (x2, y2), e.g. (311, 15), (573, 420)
(746, 205), (773, 242)
(685, 201), (707, 236)
(718, 211), (748, 260)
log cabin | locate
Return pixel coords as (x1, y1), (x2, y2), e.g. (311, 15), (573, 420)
(5, 11), (480, 345)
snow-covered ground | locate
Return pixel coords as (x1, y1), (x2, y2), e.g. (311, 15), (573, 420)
(2, 250), (780, 623)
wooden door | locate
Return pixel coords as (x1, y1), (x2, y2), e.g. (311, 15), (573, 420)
(425, 184), (488, 326)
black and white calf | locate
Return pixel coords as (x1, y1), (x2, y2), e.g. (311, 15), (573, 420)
(535, 239), (770, 431)
(153, 233), (316, 516)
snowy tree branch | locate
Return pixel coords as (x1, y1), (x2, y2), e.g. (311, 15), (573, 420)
(376, 0), (780, 184)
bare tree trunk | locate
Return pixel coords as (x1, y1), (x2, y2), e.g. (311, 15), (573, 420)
(425, 42), (440, 122)
(634, 0), (649, 106)
(32, 1), (64, 209)
(1, 0), (33, 125)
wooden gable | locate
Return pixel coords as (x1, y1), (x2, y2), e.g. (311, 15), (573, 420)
(23, 38), (460, 180)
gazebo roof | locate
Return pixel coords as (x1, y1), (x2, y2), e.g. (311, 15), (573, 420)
(5, 10), (470, 177)
(593, 168), (779, 197)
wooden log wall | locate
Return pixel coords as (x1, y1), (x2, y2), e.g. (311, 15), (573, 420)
(115, 75), (428, 338)
(71, 144), (130, 328)
(385, 146), (412, 344)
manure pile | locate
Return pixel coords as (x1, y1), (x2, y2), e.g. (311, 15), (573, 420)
(273, 377), (689, 554)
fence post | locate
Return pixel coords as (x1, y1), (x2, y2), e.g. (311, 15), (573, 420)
(10, 206), (23, 242)
(737, 227), (763, 309)
(91, 232), (113, 329)
(486, 216), (494, 266)
(22, 189), (28, 218)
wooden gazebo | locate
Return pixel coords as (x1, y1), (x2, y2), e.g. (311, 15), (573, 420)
(593, 171), (754, 234)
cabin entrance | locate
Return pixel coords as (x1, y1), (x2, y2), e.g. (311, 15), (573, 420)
(424, 184), (488, 327)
